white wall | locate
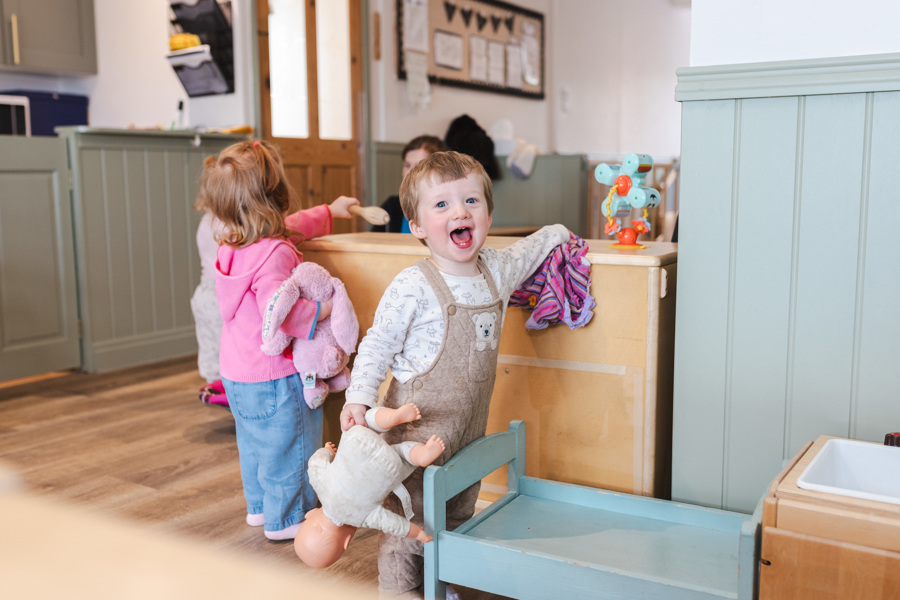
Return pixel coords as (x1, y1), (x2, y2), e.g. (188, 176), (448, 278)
(370, 0), (690, 158)
(551, 0), (689, 159)
(369, 0), (554, 152)
(0, 0), (689, 159)
(690, 0), (900, 67)
(0, 0), (254, 131)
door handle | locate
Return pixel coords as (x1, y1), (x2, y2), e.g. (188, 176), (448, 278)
(11, 13), (20, 65)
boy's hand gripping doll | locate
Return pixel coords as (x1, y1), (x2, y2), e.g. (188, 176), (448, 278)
(294, 404), (445, 568)
(260, 261), (359, 409)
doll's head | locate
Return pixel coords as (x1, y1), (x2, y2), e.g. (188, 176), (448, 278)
(197, 139), (301, 248)
(293, 508), (357, 569)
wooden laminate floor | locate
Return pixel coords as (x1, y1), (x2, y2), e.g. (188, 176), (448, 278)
(0, 357), (504, 599)
(0, 357), (377, 587)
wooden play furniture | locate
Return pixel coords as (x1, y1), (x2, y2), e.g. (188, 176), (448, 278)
(302, 233), (677, 499)
(759, 436), (900, 599)
(423, 421), (762, 600)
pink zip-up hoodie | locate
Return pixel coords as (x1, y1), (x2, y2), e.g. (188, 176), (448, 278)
(215, 205), (332, 383)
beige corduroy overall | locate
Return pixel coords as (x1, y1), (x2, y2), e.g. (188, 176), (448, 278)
(378, 257), (503, 596)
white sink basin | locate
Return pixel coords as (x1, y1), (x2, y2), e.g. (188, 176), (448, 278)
(796, 438), (900, 505)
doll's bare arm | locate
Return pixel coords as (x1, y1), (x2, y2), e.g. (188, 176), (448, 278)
(407, 521), (432, 543)
(362, 506), (423, 540)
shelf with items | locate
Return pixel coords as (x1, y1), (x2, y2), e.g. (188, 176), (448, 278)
(167, 0), (234, 97)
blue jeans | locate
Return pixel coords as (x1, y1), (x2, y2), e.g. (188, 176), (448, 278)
(222, 374), (323, 532)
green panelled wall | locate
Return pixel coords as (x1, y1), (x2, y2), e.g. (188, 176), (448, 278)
(673, 54), (900, 513)
(60, 128), (247, 373)
(370, 142), (588, 237)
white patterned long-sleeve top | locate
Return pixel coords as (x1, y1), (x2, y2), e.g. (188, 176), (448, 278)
(345, 224), (570, 409)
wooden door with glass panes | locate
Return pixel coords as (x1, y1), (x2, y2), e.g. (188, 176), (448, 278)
(257, 0), (365, 234)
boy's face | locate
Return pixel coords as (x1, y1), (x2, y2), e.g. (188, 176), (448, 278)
(409, 173), (492, 277)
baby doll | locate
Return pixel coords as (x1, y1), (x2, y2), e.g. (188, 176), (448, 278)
(294, 403), (445, 568)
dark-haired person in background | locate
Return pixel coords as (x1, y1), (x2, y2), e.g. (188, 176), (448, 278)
(373, 135), (448, 233)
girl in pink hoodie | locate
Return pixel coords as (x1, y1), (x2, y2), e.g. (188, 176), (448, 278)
(200, 140), (358, 540)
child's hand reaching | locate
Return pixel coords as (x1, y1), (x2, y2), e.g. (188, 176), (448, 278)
(340, 403), (369, 431)
(317, 298), (333, 321)
(329, 195), (360, 219)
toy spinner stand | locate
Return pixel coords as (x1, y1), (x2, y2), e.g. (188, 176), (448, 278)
(594, 153), (662, 249)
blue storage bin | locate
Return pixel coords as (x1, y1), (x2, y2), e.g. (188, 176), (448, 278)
(0, 90), (88, 136)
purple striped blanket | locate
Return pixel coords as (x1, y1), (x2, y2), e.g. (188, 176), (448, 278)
(509, 234), (595, 330)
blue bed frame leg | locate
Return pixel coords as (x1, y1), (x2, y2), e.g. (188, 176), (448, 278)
(424, 421), (526, 600)
(424, 450), (447, 600)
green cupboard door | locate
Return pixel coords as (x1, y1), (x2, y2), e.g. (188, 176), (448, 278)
(0, 136), (80, 381)
(1, 0), (97, 74)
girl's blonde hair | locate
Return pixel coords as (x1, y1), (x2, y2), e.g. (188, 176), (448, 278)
(195, 140), (301, 248)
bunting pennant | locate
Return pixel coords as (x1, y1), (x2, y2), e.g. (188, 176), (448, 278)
(476, 12), (487, 31)
(443, 1), (457, 22)
(490, 15), (501, 33)
(460, 7), (473, 27)
(504, 15), (515, 33)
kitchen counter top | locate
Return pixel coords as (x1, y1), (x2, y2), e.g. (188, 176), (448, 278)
(55, 126), (250, 140)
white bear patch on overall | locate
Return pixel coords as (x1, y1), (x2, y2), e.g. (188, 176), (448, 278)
(472, 311), (498, 351)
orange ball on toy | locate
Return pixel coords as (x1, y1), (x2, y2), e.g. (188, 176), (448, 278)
(616, 227), (638, 245)
(615, 174), (632, 195)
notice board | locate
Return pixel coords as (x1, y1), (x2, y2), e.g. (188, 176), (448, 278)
(397, 0), (545, 99)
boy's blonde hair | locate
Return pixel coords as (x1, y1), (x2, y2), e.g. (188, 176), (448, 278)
(399, 151), (493, 226)
(196, 140), (301, 248)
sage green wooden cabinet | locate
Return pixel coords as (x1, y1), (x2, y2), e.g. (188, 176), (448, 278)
(1, 0), (97, 74)
(0, 136), (80, 381)
(59, 127), (247, 373)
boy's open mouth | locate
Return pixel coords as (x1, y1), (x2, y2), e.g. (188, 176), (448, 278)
(450, 227), (473, 248)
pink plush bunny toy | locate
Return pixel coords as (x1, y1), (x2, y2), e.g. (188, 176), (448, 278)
(260, 262), (359, 408)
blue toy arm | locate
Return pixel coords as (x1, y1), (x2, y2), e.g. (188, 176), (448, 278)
(593, 163), (620, 185)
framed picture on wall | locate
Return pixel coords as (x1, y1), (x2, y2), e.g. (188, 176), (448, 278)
(397, 0), (545, 99)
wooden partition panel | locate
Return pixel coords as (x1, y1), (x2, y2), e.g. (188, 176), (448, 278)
(304, 234), (676, 499)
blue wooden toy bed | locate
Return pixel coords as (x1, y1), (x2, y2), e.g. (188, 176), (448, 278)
(423, 421), (762, 600)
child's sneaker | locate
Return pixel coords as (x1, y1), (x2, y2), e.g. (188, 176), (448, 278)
(264, 522), (301, 540)
(198, 379), (229, 408)
(246, 513), (265, 527)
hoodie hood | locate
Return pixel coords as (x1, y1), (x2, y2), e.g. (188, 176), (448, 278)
(215, 238), (298, 322)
